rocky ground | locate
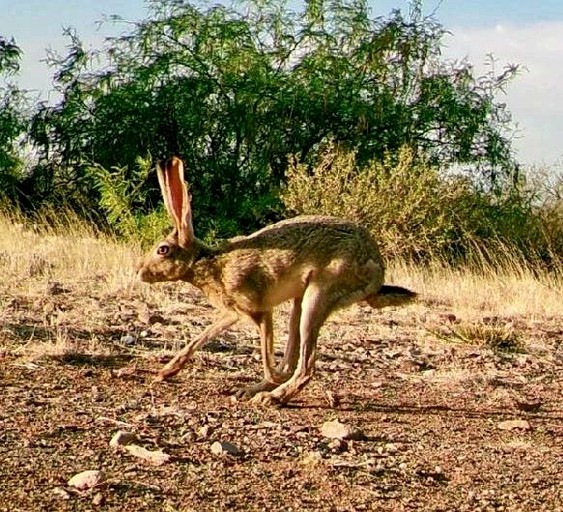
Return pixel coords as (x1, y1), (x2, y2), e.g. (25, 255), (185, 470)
(1, 281), (562, 511)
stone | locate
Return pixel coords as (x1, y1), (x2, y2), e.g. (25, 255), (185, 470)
(92, 492), (105, 506)
(109, 431), (139, 448)
(198, 425), (213, 440)
(210, 440), (242, 456)
(320, 419), (365, 441)
(67, 470), (103, 490)
(498, 419), (531, 431)
(123, 445), (171, 465)
(120, 334), (136, 345)
(51, 487), (71, 500)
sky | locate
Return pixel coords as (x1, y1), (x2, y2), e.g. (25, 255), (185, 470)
(1, 0), (562, 166)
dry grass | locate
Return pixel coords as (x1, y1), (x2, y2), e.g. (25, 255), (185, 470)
(0, 208), (139, 295)
(0, 208), (143, 359)
(1, 209), (562, 360)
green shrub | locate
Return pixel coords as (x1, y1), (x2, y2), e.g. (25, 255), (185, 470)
(86, 157), (169, 247)
(282, 142), (557, 265)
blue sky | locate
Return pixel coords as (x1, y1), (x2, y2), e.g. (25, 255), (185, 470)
(1, 0), (562, 165)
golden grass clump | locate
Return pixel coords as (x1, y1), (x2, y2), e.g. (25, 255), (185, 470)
(0, 206), (140, 297)
(0, 206), (146, 359)
(389, 257), (563, 320)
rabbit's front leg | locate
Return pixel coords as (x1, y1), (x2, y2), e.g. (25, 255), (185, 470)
(155, 312), (239, 381)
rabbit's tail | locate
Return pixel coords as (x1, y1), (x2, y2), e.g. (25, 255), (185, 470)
(366, 285), (417, 309)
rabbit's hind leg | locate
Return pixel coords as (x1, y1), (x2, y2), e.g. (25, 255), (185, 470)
(236, 298), (302, 399)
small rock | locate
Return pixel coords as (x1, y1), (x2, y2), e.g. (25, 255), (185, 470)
(198, 425), (213, 440)
(52, 487), (71, 500)
(124, 445), (171, 465)
(92, 492), (104, 506)
(210, 441), (242, 456)
(67, 470), (103, 490)
(257, 421), (280, 429)
(498, 419), (531, 431)
(120, 335), (136, 345)
(109, 431), (139, 448)
(385, 443), (399, 454)
(327, 438), (346, 452)
(320, 419), (365, 441)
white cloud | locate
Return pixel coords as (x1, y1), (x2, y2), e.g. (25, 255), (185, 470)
(444, 21), (563, 166)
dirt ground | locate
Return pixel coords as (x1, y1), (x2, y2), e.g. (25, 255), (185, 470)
(1, 283), (562, 511)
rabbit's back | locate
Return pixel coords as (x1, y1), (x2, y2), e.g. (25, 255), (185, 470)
(202, 216), (384, 312)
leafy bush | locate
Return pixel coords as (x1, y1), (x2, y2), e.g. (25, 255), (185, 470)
(282, 142), (555, 264)
(86, 157), (169, 247)
(0, 37), (27, 200)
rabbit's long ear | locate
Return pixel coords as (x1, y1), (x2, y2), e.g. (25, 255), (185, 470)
(157, 156), (194, 247)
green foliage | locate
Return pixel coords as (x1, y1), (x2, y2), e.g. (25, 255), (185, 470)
(25, 0), (518, 238)
(0, 37), (27, 199)
(282, 142), (553, 264)
(5, 2), (558, 267)
(0, 37), (21, 75)
(86, 157), (169, 245)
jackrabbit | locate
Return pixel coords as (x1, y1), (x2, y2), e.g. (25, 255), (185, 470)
(137, 157), (416, 405)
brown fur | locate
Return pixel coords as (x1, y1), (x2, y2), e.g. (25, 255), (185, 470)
(137, 157), (416, 405)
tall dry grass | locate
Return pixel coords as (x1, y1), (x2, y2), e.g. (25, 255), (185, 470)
(0, 206), (146, 359)
(1, 205), (562, 318)
(0, 206), (139, 296)
(1, 205), (561, 362)
(389, 257), (562, 320)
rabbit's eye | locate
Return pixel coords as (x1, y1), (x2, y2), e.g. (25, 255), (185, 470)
(157, 244), (170, 256)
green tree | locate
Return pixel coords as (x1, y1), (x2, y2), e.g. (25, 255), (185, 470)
(0, 36), (27, 200)
(29, 0), (519, 235)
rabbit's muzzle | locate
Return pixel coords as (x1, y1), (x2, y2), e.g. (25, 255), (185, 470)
(136, 258), (155, 283)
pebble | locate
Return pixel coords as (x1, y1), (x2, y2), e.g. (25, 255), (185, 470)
(327, 439), (346, 451)
(210, 441), (242, 456)
(109, 431), (139, 448)
(120, 334), (136, 345)
(320, 419), (365, 441)
(52, 487), (71, 500)
(92, 492), (105, 506)
(124, 445), (171, 465)
(497, 419), (531, 431)
(67, 470), (103, 490)
(198, 425), (213, 440)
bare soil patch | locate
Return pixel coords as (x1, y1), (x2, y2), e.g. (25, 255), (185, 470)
(1, 282), (562, 511)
